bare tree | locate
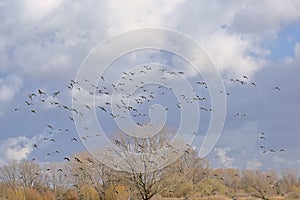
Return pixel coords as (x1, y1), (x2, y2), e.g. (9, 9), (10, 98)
(18, 160), (42, 189)
(67, 152), (120, 200)
(105, 128), (181, 200)
(278, 169), (299, 195)
(42, 163), (72, 199)
(0, 160), (20, 188)
(240, 170), (278, 200)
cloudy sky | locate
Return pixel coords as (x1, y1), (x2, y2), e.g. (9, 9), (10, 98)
(0, 0), (300, 172)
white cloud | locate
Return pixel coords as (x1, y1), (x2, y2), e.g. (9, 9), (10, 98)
(201, 30), (267, 78)
(272, 155), (286, 164)
(1, 0), (300, 83)
(0, 75), (23, 103)
(283, 42), (300, 65)
(103, 0), (185, 36)
(0, 135), (42, 166)
(232, 0), (300, 35)
(215, 147), (234, 168)
(23, 0), (61, 21)
(294, 42), (300, 62)
(0, 0), (186, 81)
(0, 0), (299, 172)
(247, 159), (262, 170)
(0, 74), (23, 116)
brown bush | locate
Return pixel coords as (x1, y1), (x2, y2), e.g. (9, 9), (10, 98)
(104, 184), (130, 200)
(63, 189), (79, 200)
(24, 188), (43, 200)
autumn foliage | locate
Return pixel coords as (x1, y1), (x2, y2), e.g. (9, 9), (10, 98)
(0, 151), (299, 200)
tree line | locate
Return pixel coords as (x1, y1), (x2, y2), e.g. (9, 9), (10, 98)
(0, 131), (299, 200)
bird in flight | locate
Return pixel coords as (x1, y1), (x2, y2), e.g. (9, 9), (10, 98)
(84, 104), (91, 110)
(259, 136), (266, 140)
(29, 93), (36, 101)
(98, 106), (107, 112)
(53, 91), (60, 98)
(273, 86), (280, 91)
(25, 101), (33, 106)
(64, 157), (70, 162)
(38, 89), (46, 96)
(74, 157), (83, 163)
(47, 124), (54, 129)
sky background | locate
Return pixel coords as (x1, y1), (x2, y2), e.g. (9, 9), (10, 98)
(0, 0), (300, 173)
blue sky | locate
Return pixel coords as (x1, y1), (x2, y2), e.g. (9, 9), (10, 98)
(269, 21), (300, 59)
(0, 0), (300, 172)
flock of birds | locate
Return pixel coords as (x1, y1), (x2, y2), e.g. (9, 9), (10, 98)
(258, 132), (285, 154)
(10, 65), (285, 170)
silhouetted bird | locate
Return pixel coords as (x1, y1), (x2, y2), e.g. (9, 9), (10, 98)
(25, 101), (32, 106)
(64, 157), (70, 161)
(38, 89), (46, 96)
(273, 86), (280, 91)
(47, 124), (53, 129)
(98, 106), (107, 112)
(74, 157), (83, 163)
(84, 105), (91, 110)
(87, 157), (94, 163)
(29, 93), (36, 100)
(53, 91), (60, 98)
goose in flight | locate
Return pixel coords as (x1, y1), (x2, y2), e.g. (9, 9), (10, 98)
(74, 157), (83, 163)
(98, 106), (107, 112)
(38, 89), (46, 96)
(47, 124), (54, 129)
(273, 86), (280, 91)
(25, 101), (33, 106)
(64, 157), (70, 161)
(29, 93), (36, 100)
(53, 91), (60, 98)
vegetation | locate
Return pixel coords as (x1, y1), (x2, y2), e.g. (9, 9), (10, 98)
(0, 126), (298, 200)
(0, 152), (299, 200)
